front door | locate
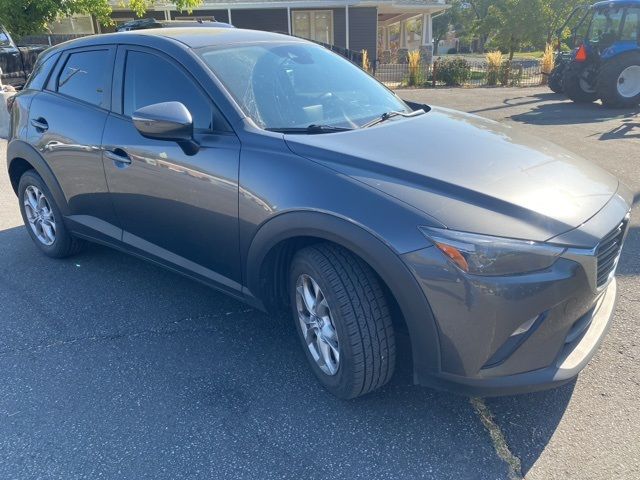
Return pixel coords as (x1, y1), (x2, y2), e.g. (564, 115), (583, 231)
(102, 47), (242, 292)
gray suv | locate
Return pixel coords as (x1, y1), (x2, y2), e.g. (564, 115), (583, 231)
(7, 28), (632, 399)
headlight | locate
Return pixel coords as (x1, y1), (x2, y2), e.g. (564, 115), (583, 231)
(419, 227), (565, 276)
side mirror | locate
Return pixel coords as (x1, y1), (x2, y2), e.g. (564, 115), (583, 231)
(132, 101), (199, 155)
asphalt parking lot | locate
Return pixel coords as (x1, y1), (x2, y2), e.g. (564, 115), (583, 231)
(1, 86), (638, 480)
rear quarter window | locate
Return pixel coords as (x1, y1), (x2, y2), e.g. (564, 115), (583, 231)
(24, 52), (59, 91)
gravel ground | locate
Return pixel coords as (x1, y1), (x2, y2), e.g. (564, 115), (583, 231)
(0, 86), (638, 479)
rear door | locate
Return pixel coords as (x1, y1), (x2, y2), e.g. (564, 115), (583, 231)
(26, 45), (121, 241)
(101, 46), (242, 291)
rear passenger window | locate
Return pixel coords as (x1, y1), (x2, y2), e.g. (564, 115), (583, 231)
(57, 50), (109, 107)
(123, 50), (227, 132)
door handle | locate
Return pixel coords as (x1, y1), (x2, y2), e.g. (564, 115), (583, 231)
(30, 118), (49, 132)
(104, 148), (132, 165)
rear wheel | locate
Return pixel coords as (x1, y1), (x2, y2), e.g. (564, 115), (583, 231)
(563, 64), (599, 103)
(597, 53), (640, 108)
(289, 244), (395, 399)
(18, 170), (84, 258)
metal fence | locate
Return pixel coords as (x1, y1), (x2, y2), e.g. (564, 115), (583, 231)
(373, 58), (545, 88)
(18, 34), (91, 46)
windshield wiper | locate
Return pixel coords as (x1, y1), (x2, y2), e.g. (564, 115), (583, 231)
(266, 124), (353, 134)
(361, 109), (426, 129)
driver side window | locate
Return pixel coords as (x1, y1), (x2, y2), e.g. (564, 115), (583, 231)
(123, 50), (229, 133)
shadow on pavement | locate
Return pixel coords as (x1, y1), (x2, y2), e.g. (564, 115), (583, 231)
(509, 99), (639, 127)
(0, 225), (578, 479)
(598, 118), (640, 141)
(468, 92), (567, 115)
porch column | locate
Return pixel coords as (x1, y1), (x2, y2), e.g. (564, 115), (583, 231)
(399, 20), (407, 48)
(420, 13), (434, 64)
(421, 13), (432, 46)
(345, 2), (350, 49)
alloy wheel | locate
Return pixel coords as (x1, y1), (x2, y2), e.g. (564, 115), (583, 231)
(295, 274), (340, 376)
(23, 185), (56, 246)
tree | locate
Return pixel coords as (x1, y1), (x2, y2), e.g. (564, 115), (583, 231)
(541, 0), (592, 44)
(432, 1), (465, 51)
(0, 0), (203, 38)
(0, 0), (111, 37)
(465, 0), (493, 52)
(128, 0), (202, 19)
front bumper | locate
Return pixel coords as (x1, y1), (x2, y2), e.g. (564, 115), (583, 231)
(400, 212), (627, 396)
(416, 278), (616, 397)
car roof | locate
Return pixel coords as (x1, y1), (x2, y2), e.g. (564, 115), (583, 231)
(53, 27), (305, 51)
(592, 0), (640, 8)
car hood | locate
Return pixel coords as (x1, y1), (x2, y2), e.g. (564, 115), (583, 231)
(284, 107), (619, 242)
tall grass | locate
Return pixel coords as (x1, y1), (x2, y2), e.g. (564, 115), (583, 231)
(486, 51), (503, 86)
(407, 50), (422, 87)
(540, 44), (555, 85)
(362, 49), (372, 74)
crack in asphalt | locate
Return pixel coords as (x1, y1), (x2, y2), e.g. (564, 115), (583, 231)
(0, 309), (255, 357)
(471, 397), (524, 480)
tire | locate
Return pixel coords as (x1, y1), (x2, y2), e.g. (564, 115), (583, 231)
(18, 170), (84, 258)
(289, 244), (395, 399)
(548, 65), (565, 94)
(563, 64), (599, 103)
(597, 52), (640, 108)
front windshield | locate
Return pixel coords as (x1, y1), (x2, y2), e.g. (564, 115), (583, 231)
(587, 7), (624, 46)
(198, 42), (409, 130)
(0, 30), (11, 47)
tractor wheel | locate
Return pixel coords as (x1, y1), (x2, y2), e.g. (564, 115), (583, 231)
(597, 52), (640, 108)
(548, 65), (565, 94)
(563, 64), (599, 103)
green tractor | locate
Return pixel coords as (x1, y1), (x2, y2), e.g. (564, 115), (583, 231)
(548, 0), (640, 107)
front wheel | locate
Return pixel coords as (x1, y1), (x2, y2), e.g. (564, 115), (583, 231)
(548, 65), (565, 94)
(597, 53), (640, 108)
(289, 244), (395, 399)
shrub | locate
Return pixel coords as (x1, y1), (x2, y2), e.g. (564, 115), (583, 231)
(447, 47), (458, 55)
(485, 51), (503, 86)
(434, 57), (471, 86)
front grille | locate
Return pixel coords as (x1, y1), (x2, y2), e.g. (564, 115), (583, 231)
(596, 218), (629, 288)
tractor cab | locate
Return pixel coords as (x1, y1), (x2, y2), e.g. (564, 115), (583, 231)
(575, 1), (640, 58)
(548, 0), (640, 107)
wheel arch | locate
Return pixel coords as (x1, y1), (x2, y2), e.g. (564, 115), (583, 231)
(7, 140), (70, 216)
(245, 210), (442, 378)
